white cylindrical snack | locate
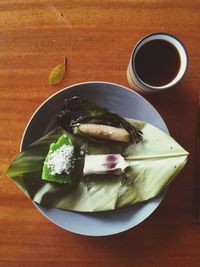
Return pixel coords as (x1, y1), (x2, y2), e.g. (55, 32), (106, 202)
(83, 154), (129, 175)
(79, 124), (130, 142)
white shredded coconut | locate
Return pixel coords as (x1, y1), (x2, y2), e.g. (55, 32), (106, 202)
(46, 144), (74, 175)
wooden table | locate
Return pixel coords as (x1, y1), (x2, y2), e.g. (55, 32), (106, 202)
(0, 1), (199, 266)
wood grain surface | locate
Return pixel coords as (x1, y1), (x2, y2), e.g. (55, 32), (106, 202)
(0, 1), (200, 266)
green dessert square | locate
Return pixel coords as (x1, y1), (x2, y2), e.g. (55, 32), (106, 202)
(42, 134), (75, 184)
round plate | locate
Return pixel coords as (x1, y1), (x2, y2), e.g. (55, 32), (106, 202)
(20, 81), (168, 236)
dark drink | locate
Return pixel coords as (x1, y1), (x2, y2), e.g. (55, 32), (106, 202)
(134, 39), (181, 87)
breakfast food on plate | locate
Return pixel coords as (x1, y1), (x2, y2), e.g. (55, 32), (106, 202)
(41, 96), (142, 184)
(42, 134), (77, 184)
(78, 124), (130, 142)
(56, 96), (143, 143)
(83, 154), (129, 175)
(5, 96), (189, 212)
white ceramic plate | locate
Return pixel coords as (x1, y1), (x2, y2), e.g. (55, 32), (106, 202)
(20, 81), (169, 236)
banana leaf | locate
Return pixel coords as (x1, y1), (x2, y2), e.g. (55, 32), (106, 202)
(5, 119), (188, 212)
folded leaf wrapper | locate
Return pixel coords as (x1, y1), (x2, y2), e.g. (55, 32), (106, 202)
(5, 120), (188, 212)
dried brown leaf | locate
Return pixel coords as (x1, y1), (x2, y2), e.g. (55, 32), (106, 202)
(49, 57), (67, 85)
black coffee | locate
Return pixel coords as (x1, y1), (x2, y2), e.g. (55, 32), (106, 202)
(134, 39), (180, 87)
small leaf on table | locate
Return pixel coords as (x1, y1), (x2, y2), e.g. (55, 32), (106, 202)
(49, 57), (66, 85)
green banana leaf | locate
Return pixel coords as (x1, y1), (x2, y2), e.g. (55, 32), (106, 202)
(5, 119), (188, 212)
